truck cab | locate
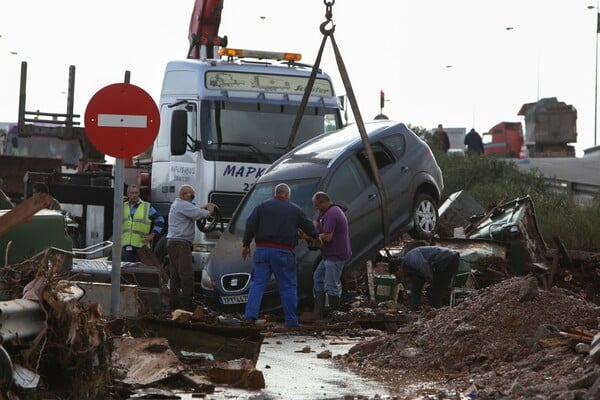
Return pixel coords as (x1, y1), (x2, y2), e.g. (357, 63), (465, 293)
(483, 122), (524, 158)
(151, 48), (343, 275)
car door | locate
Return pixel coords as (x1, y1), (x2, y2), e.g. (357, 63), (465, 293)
(325, 155), (383, 263)
(354, 137), (413, 239)
(379, 133), (415, 233)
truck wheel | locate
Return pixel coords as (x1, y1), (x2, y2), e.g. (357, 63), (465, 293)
(408, 193), (438, 240)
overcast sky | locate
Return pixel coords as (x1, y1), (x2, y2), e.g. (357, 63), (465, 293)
(0, 0), (597, 155)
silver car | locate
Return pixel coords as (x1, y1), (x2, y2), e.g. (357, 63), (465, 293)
(201, 120), (444, 310)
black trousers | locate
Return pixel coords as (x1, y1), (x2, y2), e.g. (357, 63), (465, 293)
(409, 253), (460, 309)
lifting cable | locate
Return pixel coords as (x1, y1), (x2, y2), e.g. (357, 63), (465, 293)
(287, 0), (390, 244)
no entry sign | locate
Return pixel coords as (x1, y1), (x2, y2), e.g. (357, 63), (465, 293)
(84, 83), (160, 159)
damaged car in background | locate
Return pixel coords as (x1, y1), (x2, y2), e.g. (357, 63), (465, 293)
(201, 120), (444, 310)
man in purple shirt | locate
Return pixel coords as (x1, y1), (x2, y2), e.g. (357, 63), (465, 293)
(301, 192), (351, 323)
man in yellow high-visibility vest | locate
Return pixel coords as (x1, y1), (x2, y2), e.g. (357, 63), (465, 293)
(122, 184), (165, 262)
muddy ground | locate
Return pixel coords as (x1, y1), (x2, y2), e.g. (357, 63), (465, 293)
(338, 275), (600, 399)
(4, 249), (600, 399)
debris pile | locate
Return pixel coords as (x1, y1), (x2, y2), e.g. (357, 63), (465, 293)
(339, 275), (600, 399)
(3, 250), (111, 399)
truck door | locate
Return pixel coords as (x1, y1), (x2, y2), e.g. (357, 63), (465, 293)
(151, 101), (200, 216)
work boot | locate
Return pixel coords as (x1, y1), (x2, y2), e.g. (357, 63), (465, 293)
(300, 292), (325, 323)
(323, 294), (340, 318)
(328, 294), (340, 312)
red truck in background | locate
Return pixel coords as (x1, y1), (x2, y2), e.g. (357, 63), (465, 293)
(483, 97), (577, 158)
(483, 121), (524, 157)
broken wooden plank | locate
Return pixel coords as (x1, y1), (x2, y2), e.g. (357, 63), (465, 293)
(538, 337), (569, 348)
(208, 359), (265, 389)
(136, 245), (170, 286)
(366, 260), (375, 303)
(554, 236), (574, 270)
(0, 192), (51, 237)
(559, 331), (594, 343)
(548, 253), (559, 289)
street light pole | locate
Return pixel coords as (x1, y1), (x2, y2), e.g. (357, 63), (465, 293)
(591, 2), (599, 147)
(595, 4), (599, 147)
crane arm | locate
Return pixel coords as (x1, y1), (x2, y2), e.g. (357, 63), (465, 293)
(188, 0), (227, 59)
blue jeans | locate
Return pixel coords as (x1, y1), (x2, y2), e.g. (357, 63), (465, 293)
(244, 247), (299, 326)
(313, 259), (345, 297)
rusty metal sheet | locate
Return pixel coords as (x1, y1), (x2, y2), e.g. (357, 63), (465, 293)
(111, 337), (185, 386)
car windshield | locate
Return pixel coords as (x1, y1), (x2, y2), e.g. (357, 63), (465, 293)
(202, 100), (340, 163)
(231, 179), (320, 231)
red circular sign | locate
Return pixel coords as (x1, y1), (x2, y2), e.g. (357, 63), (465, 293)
(84, 83), (160, 159)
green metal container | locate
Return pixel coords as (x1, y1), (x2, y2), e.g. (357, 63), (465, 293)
(374, 274), (397, 302)
(0, 209), (73, 272)
(467, 196), (547, 276)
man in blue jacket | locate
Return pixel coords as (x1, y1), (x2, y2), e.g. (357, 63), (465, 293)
(242, 183), (319, 327)
(390, 245), (460, 310)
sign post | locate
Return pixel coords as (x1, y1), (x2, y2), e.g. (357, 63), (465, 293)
(84, 82), (159, 317)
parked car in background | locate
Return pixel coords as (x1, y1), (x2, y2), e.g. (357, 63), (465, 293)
(201, 120), (444, 311)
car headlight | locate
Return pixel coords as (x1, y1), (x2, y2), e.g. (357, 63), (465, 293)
(201, 268), (214, 290)
(193, 243), (216, 253)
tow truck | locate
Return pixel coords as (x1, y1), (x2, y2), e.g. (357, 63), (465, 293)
(149, 0), (344, 284)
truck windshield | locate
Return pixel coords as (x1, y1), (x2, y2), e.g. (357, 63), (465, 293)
(202, 100), (340, 163)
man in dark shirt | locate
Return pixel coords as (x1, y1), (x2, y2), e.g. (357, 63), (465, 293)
(390, 245), (460, 310)
(242, 183), (319, 327)
(464, 128), (484, 155)
(435, 124), (450, 154)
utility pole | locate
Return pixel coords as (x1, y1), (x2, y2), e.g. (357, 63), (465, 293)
(590, 2), (599, 147)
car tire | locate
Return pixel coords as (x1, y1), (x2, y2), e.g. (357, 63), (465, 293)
(408, 193), (438, 239)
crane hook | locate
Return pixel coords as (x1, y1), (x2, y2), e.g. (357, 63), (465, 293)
(320, 0), (335, 35)
(320, 20), (335, 35)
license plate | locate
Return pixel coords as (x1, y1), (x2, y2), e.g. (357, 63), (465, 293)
(220, 295), (248, 305)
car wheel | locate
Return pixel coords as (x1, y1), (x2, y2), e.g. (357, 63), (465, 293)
(408, 193), (438, 239)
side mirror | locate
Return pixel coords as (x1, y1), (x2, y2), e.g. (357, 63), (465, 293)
(170, 109), (188, 156)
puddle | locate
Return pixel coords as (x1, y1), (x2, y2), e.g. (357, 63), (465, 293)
(176, 333), (395, 400)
